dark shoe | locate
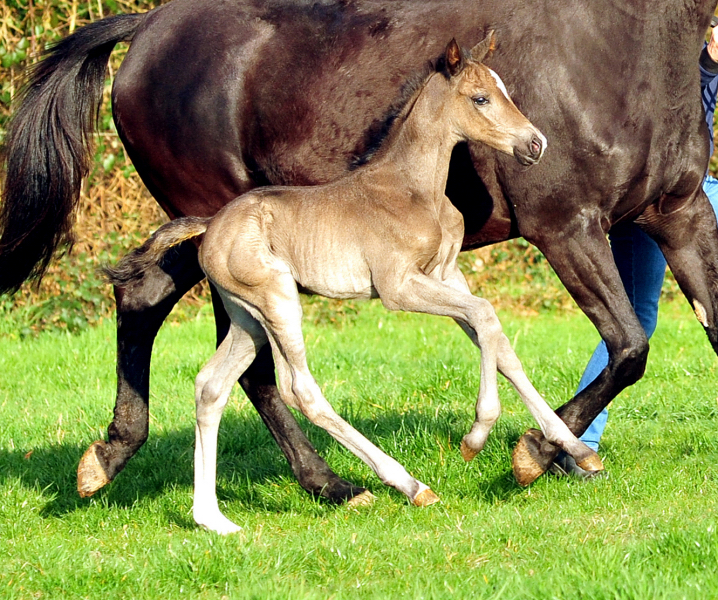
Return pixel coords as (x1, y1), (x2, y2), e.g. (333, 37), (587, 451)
(549, 452), (609, 480)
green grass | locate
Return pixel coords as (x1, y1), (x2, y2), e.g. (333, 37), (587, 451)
(1, 299), (717, 599)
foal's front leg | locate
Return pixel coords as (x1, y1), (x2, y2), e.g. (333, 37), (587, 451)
(378, 270), (602, 483)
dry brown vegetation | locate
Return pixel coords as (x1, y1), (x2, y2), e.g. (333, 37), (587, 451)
(0, 1), (205, 334)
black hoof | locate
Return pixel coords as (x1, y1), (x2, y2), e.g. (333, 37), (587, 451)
(315, 478), (368, 504)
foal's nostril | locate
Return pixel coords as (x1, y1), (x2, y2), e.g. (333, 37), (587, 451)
(530, 136), (542, 157)
(513, 133), (545, 166)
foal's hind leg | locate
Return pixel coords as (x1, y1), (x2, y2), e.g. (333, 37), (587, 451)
(78, 242), (361, 503)
(193, 305), (268, 534)
(211, 286), (367, 504)
(246, 274), (438, 506)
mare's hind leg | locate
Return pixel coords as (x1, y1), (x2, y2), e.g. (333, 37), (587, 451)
(247, 273), (438, 506)
(376, 269), (600, 481)
(78, 241), (204, 496)
(211, 287), (367, 503)
(193, 304), (268, 534)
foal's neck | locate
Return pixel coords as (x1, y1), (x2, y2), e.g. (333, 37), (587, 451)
(375, 73), (461, 205)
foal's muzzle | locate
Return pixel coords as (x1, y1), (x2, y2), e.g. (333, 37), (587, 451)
(513, 134), (545, 166)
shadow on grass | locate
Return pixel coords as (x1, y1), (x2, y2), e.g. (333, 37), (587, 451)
(1, 407), (529, 520)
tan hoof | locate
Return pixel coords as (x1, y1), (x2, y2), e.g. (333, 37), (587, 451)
(577, 453), (605, 472)
(460, 439), (478, 462)
(347, 490), (376, 508)
(511, 435), (546, 487)
(77, 442), (111, 498)
(413, 488), (440, 507)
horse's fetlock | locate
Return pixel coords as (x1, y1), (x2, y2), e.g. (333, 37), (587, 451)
(107, 413), (149, 448)
(478, 403), (501, 426)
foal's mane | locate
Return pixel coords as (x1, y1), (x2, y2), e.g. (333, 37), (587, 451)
(350, 52), (455, 169)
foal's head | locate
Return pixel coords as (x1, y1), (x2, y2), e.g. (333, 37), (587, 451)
(440, 34), (546, 166)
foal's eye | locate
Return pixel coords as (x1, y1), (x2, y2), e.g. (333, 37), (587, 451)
(472, 96), (489, 106)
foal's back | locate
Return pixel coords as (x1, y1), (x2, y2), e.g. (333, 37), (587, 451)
(200, 167), (438, 301)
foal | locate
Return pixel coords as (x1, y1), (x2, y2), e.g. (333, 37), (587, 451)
(108, 36), (602, 534)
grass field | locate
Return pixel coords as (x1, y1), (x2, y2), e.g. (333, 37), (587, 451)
(1, 298), (717, 599)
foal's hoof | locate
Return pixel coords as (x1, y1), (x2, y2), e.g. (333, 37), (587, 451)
(347, 490), (376, 508)
(77, 441), (111, 498)
(413, 488), (440, 507)
(511, 428), (556, 487)
(549, 453), (607, 480)
(460, 439), (479, 462)
(577, 453), (604, 472)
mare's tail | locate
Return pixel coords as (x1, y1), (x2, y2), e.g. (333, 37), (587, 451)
(104, 217), (210, 286)
(0, 13), (147, 294)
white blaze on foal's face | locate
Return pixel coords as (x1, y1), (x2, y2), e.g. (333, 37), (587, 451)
(455, 61), (546, 159)
(488, 67), (547, 156)
(488, 68), (510, 100)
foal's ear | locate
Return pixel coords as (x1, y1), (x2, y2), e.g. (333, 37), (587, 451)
(470, 30), (496, 63)
(445, 38), (464, 76)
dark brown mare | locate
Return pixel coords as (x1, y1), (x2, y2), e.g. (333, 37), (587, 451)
(2, 0), (718, 503)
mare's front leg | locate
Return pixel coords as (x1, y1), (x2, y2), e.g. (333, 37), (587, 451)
(513, 214), (651, 482)
(377, 269), (600, 482)
(641, 188), (718, 352)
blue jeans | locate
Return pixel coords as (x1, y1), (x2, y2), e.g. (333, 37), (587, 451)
(578, 176), (718, 451)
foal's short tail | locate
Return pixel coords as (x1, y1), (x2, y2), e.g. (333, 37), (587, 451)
(0, 13), (147, 294)
(104, 217), (211, 286)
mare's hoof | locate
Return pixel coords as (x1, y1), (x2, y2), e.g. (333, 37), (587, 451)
(460, 439), (479, 462)
(347, 490), (376, 508)
(511, 429), (549, 487)
(320, 480), (369, 505)
(77, 441), (111, 498)
(413, 488), (440, 507)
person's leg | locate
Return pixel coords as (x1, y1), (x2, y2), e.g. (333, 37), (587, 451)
(702, 175), (718, 212)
